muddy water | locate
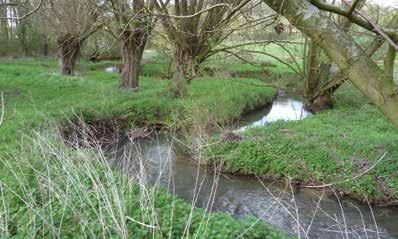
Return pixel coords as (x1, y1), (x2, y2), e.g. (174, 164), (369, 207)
(114, 94), (398, 239)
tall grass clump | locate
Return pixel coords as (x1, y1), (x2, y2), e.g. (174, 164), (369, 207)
(0, 121), (287, 238)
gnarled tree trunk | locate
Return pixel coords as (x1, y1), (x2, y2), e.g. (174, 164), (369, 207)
(304, 40), (335, 112)
(306, 64), (335, 112)
(304, 40), (339, 112)
(152, 0), (246, 97)
(111, 0), (153, 91)
(304, 41), (321, 101)
(120, 36), (146, 90)
(57, 34), (81, 76)
(171, 47), (196, 97)
(263, 0), (398, 128)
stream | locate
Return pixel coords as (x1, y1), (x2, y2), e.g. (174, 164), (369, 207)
(113, 92), (398, 239)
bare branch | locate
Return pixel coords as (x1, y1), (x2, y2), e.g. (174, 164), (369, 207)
(309, 0), (398, 43)
(341, 0), (398, 51)
(0, 0), (43, 20)
(157, 3), (231, 19)
(347, 0), (363, 16)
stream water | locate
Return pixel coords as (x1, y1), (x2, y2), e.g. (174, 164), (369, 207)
(113, 93), (398, 239)
(105, 66), (120, 73)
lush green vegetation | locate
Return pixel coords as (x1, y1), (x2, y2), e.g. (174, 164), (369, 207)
(0, 58), (289, 237)
(1, 131), (288, 238)
(207, 85), (398, 203)
(0, 58), (275, 150)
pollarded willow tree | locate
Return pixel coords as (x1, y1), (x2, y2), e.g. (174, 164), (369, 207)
(152, 0), (256, 96)
(262, 0), (398, 127)
(106, 0), (155, 90)
(43, 0), (103, 75)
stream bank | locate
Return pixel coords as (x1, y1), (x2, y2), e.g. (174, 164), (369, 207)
(113, 92), (398, 239)
(206, 86), (398, 207)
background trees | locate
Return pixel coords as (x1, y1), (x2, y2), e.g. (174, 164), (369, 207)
(0, 0), (397, 127)
(0, 0), (48, 56)
(43, 0), (103, 75)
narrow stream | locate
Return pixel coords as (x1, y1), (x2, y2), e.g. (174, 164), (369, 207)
(238, 91), (311, 130)
(113, 93), (398, 239)
(105, 66), (120, 73)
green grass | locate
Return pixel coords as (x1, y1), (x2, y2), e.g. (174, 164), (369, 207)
(207, 85), (398, 203)
(0, 58), (275, 150)
(0, 58), (286, 238)
(1, 130), (288, 238)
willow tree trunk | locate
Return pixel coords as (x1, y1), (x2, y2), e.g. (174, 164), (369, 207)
(306, 64), (335, 112)
(263, 0), (398, 128)
(302, 2), (368, 112)
(57, 34), (81, 76)
(171, 48), (195, 97)
(120, 38), (146, 90)
(304, 41), (334, 112)
(304, 41), (321, 100)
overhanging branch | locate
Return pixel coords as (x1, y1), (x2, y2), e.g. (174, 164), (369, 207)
(308, 0), (398, 43)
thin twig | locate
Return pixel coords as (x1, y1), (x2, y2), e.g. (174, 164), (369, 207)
(341, 0), (398, 51)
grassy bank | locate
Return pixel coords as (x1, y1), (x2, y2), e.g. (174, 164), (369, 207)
(207, 85), (398, 204)
(1, 130), (287, 238)
(0, 58), (287, 237)
(0, 58), (275, 150)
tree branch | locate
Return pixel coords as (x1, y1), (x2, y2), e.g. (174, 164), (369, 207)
(309, 0), (398, 43)
(341, 0), (398, 51)
(154, 3), (230, 19)
(0, 0), (43, 20)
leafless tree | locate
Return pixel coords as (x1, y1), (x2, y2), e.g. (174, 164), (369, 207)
(43, 0), (104, 75)
(152, 0), (260, 96)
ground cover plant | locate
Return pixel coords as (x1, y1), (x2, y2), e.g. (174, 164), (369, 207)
(207, 84), (398, 204)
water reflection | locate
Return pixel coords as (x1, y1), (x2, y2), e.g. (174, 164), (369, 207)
(105, 66), (119, 73)
(238, 92), (311, 131)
